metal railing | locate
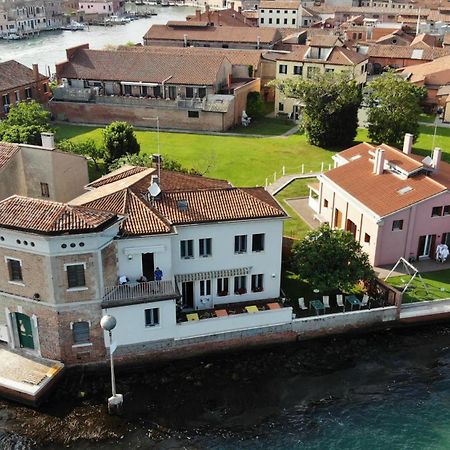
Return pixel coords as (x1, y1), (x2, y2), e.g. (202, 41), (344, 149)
(103, 280), (178, 303)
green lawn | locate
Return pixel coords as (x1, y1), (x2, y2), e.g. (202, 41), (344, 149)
(227, 116), (295, 136)
(387, 269), (450, 303)
(275, 178), (314, 240)
(55, 124), (334, 187)
(419, 113), (436, 124)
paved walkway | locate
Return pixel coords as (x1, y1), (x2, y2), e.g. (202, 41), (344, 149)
(266, 173), (319, 195)
(375, 259), (450, 279)
(285, 197), (320, 229)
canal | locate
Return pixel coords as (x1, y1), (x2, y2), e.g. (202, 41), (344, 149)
(2, 323), (450, 449)
(0, 6), (197, 71)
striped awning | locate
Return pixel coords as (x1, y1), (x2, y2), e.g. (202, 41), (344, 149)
(175, 267), (251, 283)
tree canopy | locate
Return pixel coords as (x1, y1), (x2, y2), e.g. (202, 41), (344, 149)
(58, 139), (106, 173)
(0, 101), (52, 145)
(271, 71), (362, 148)
(291, 224), (374, 293)
(102, 121), (140, 162)
(364, 71), (427, 147)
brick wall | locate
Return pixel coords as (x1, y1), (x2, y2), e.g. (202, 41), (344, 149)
(50, 101), (233, 132)
(102, 242), (118, 287)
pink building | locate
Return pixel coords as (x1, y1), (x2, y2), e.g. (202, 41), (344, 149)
(78, 0), (123, 16)
(309, 134), (450, 266)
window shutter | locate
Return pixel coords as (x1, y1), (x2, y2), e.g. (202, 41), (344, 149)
(73, 321), (90, 344)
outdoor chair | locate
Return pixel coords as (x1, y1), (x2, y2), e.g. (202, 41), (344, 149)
(298, 297), (307, 310)
(336, 294), (344, 310)
(322, 296), (330, 310)
(361, 294), (370, 308)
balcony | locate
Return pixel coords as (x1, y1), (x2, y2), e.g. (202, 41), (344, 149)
(102, 280), (180, 308)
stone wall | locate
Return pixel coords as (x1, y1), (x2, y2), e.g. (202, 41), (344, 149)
(102, 242), (118, 288)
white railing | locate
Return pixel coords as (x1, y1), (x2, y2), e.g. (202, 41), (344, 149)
(103, 280), (178, 303)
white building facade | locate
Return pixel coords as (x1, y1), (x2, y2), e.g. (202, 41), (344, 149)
(258, 0), (302, 29)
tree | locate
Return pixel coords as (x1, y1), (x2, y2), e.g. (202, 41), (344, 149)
(108, 152), (201, 175)
(246, 92), (265, 119)
(291, 224), (374, 293)
(0, 101), (52, 145)
(58, 139), (106, 173)
(102, 121), (140, 163)
(365, 71), (427, 147)
(271, 71), (362, 148)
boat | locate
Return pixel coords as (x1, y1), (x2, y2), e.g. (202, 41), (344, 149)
(2, 33), (22, 40)
(60, 21), (86, 31)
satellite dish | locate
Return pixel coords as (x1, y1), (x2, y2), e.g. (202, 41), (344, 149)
(148, 182), (161, 198)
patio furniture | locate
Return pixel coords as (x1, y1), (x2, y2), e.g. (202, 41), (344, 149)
(186, 313), (200, 321)
(298, 297), (307, 310)
(336, 295), (344, 311)
(322, 296), (330, 310)
(309, 299), (326, 316)
(215, 309), (228, 317)
(346, 295), (362, 311)
(267, 302), (281, 310)
(245, 305), (259, 313)
(361, 294), (370, 308)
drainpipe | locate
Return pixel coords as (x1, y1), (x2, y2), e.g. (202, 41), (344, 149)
(161, 75), (173, 99)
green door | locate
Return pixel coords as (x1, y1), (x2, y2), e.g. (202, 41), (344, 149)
(16, 313), (34, 349)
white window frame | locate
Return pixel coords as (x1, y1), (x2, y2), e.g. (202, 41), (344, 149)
(5, 256), (24, 286)
(144, 308), (160, 327)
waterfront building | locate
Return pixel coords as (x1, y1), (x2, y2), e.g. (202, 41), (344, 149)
(51, 44), (261, 131)
(0, 61), (51, 118)
(308, 135), (450, 266)
(258, 0), (302, 29)
(274, 37), (368, 117)
(78, 0), (124, 17)
(0, 134), (89, 203)
(0, 165), (289, 364)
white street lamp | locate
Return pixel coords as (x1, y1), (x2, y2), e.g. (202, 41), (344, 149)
(100, 314), (123, 415)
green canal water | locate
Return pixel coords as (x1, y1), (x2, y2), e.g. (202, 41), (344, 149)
(2, 324), (450, 449)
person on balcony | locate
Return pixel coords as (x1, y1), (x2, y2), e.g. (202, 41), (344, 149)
(154, 267), (163, 281)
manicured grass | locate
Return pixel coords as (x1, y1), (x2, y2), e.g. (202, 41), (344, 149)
(55, 124), (334, 187)
(275, 178), (314, 240)
(419, 113), (436, 124)
(387, 269), (450, 303)
(228, 117), (295, 136)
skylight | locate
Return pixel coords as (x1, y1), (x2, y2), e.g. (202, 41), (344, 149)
(177, 199), (189, 211)
(397, 186), (413, 195)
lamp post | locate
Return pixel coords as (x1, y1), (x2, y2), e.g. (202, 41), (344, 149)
(100, 314), (123, 415)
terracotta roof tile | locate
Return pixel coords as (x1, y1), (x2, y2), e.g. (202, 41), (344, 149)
(86, 165), (149, 189)
(58, 48), (229, 85)
(0, 195), (118, 234)
(367, 44), (450, 60)
(259, 0), (301, 9)
(278, 45), (367, 65)
(0, 142), (20, 171)
(0, 60), (47, 92)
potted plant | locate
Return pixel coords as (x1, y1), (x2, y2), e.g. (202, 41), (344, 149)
(235, 287), (247, 295)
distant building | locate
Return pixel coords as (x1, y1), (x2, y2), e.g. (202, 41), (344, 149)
(186, 3), (253, 27)
(0, 61), (51, 118)
(258, 0), (302, 29)
(78, 0), (124, 16)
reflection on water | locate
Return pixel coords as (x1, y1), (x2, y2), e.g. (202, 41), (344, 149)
(0, 6), (197, 71)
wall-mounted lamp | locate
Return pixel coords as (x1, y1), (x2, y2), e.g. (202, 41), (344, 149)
(271, 274), (276, 279)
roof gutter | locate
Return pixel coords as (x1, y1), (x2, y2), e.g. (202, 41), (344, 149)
(161, 75), (173, 99)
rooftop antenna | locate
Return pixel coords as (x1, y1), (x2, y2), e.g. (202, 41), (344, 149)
(416, 8), (421, 36)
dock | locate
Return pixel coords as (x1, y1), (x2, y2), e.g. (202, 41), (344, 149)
(0, 348), (64, 406)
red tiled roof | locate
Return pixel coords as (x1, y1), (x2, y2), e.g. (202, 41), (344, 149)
(0, 60), (47, 92)
(259, 0), (301, 9)
(0, 142), (20, 171)
(278, 45), (367, 65)
(0, 195), (118, 234)
(367, 44), (450, 60)
(58, 48), (229, 85)
(86, 165), (149, 189)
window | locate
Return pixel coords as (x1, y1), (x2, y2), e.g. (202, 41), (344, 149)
(334, 209), (342, 228)
(25, 87), (32, 99)
(123, 84), (131, 95)
(200, 279), (211, 296)
(198, 87), (207, 98)
(346, 219), (357, 238)
(43, 83), (48, 93)
(40, 182), (49, 198)
(199, 238), (212, 257)
(279, 64), (287, 74)
(66, 264), (86, 288)
(234, 235), (247, 253)
(444, 205), (450, 216)
(284, 18), (287, 24)
(222, 44), (229, 48)
(292, 18), (296, 24)
(180, 239), (194, 258)
(185, 87), (194, 98)
(260, 17), (264, 24)
(234, 275), (247, 294)
(252, 233), (265, 252)
(276, 18), (280, 24)
(323, 199), (328, 208)
(432, 206), (443, 217)
(7, 258), (22, 282)
(168, 86), (177, 99)
(364, 233), (371, 244)
(217, 277), (229, 296)
(293, 65), (303, 75)
(144, 308), (160, 327)
(268, 18), (272, 24)
(15, 91), (20, 102)
(188, 110), (199, 118)
(392, 220), (404, 231)
(251, 274), (264, 292)
(2, 94), (10, 106)
(278, 102), (284, 112)
(72, 321), (90, 345)
(325, 68), (334, 73)
(153, 85), (161, 97)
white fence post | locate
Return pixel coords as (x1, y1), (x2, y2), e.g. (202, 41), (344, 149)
(265, 177), (268, 188)
(301, 164), (304, 174)
(282, 166), (286, 176)
(328, 163), (331, 170)
(321, 162), (324, 172)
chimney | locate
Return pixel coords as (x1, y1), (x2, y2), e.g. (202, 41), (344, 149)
(195, 8), (201, 20)
(32, 63), (40, 82)
(206, 5), (211, 24)
(403, 133), (413, 155)
(432, 147), (442, 171)
(230, 1), (234, 10)
(41, 132), (55, 149)
(238, 5), (242, 13)
(372, 148), (385, 175)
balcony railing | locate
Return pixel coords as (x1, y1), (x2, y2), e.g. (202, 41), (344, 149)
(102, 280), (180, 307)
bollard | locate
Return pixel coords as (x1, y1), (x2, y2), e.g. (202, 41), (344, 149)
(108, 394), (123, 415)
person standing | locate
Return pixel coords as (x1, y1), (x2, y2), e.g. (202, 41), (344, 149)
(154, 267), (163, 281)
